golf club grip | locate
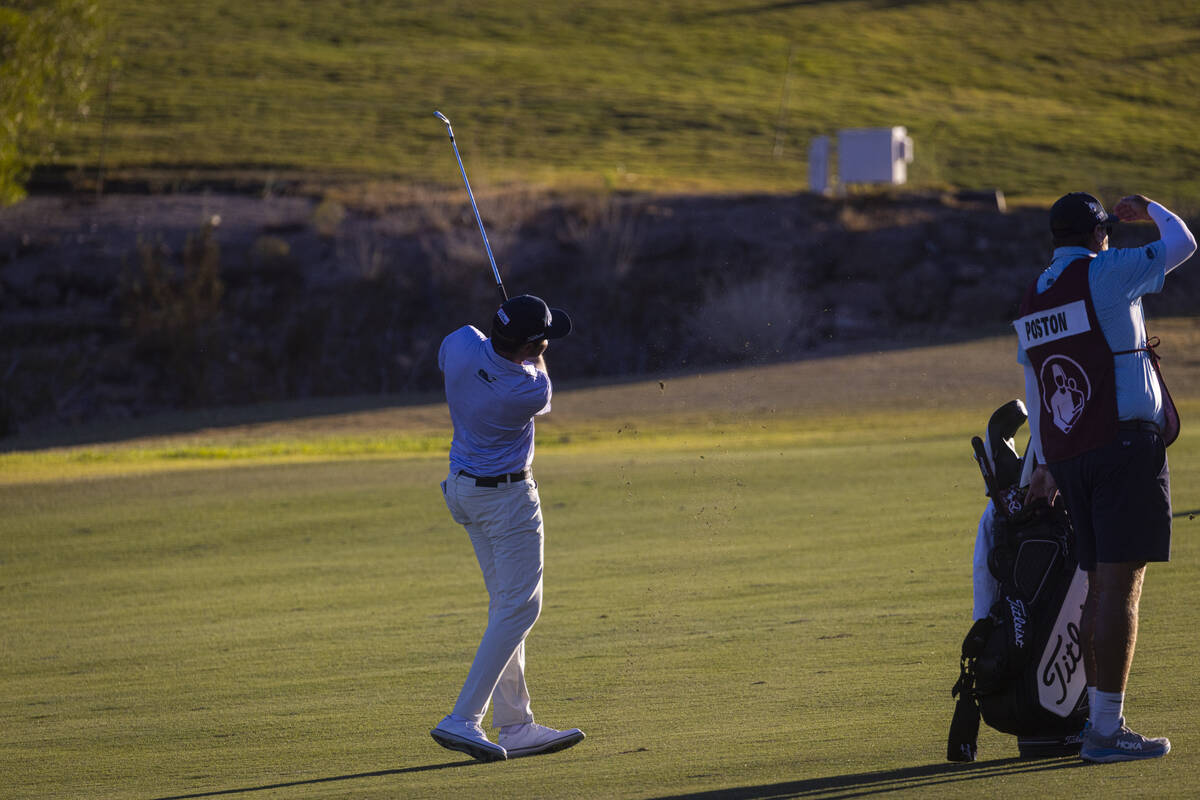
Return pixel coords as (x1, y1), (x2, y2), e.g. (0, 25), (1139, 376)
(497, 282), (508, 302)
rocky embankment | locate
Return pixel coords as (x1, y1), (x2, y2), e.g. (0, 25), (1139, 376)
(1, 188), (1195, 438)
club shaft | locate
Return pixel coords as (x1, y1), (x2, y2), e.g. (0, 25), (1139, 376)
(436, 112), (507, 301)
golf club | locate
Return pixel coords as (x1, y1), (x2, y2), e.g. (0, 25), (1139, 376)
(434, 110), (508, 302)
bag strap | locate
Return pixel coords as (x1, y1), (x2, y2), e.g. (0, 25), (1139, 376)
(947, 617), (991, 761)
(1112, 337), (1180, 446)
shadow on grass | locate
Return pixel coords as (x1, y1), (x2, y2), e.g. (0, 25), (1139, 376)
(0, 392), (446, 454)
(687, 0), (933, 18)
(1, 324), (1013, 455)
(149, 760), (476, 800)
(645, 756), (1087, 800)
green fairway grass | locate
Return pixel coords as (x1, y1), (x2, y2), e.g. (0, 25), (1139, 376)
(2, 333), (1199, 798)
(53, 0), (1200, 203)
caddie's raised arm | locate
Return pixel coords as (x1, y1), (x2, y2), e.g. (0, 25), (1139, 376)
(1112, 195), (1197, 272)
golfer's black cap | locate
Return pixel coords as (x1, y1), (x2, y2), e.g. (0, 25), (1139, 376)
(1050, 192), (1120, 235)
(493, 294), (572, 343)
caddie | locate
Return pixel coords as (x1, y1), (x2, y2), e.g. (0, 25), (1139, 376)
(430, 293), (585, 762)
(1015, 192), (1195, 763)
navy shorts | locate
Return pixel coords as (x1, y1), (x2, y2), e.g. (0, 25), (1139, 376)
(1048, 428), (1171, 571)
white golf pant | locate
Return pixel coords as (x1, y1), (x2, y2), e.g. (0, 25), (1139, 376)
(442, 471), (544, 727)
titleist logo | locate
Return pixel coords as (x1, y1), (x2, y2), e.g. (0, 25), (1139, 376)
(1008, 597), (1027, 648)
(1041, 622), (1083, 706)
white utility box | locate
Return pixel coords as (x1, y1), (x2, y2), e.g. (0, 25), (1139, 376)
(808, 135), (831, 195)
(837, 126), (914, 185)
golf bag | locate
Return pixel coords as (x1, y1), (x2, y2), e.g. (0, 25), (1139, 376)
(946, 400), (1088, 761)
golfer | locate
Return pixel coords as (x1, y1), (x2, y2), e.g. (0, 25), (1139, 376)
(430, 294), (585, 762)
(1016, 192), (1195, 763)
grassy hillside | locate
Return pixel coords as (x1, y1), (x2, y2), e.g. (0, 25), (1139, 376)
(52, 0), (1200, 203)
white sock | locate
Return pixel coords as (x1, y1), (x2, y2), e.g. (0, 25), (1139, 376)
(1091, 690), (1124, 737)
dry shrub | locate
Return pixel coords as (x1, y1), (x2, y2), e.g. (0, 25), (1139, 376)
(250, 235), (292, 269)
(409, 186), (459, 235)
(335, 224), (388, 280)
(694, 273), (809, 361)
(118, 217), (225, 403)
(561, 194), (643, 279)
(311, 198), (346, 238)
(120, 217), (224, 337)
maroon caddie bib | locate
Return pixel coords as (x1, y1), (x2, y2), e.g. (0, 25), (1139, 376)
(1014, 258), (1118, 463)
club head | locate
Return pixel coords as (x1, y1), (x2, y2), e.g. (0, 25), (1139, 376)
(986, 399), (1028, 443)
(984, 399), (1027, 489)
(434, 110), (454, 140)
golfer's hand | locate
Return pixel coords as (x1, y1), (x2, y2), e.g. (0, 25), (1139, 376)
(1112, 195), (1152, 223)
(1025, 464), (1059, 506)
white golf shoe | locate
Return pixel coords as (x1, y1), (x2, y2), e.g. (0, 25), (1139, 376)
(430, 715), (507, 762)
(497, 722), (585, 758)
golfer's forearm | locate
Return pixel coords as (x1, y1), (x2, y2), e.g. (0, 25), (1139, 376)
(1149, 201), (1197, 273)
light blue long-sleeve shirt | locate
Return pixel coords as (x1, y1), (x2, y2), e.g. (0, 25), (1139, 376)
(438, 326), (552, 476)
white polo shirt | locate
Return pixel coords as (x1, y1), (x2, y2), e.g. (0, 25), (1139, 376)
(438, 325), (552, 476)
